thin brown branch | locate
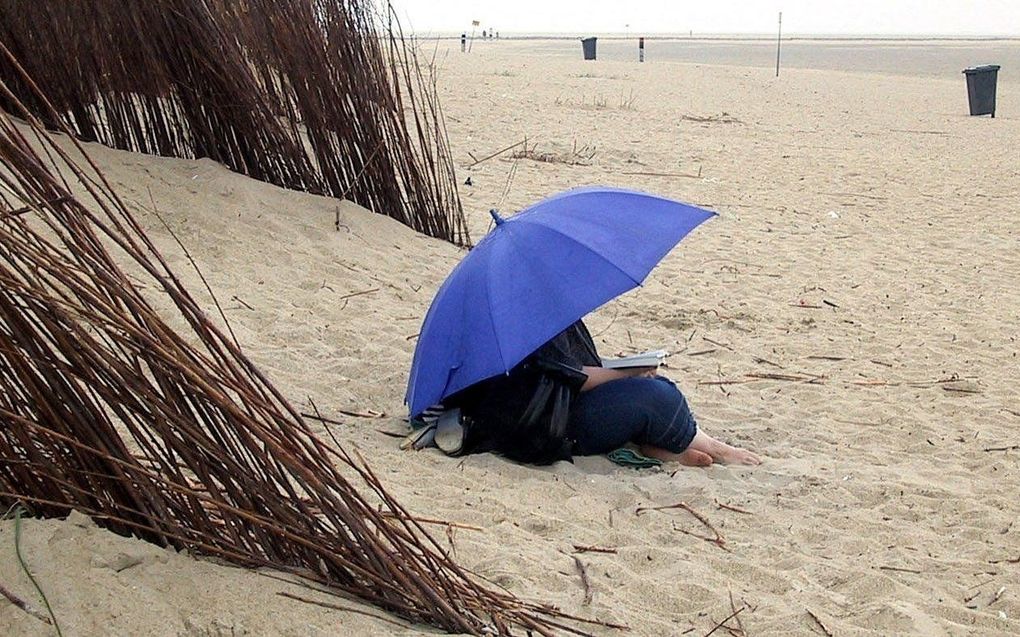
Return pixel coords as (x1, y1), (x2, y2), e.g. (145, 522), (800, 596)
(0, 581), (52, 625)
(572, 556), (594, 606)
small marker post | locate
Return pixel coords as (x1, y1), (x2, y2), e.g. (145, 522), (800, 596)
(639, 37), (645, 62)
(775, 12), (783, 77)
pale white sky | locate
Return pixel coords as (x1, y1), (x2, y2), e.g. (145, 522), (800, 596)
(388, 1), (1020, 36)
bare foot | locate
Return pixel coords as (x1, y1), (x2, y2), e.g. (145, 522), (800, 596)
(687, 430), (761, 466)
(639, 445), (713, 467)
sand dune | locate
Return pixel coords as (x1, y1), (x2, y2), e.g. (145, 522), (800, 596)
(3, 41), (1020, 635)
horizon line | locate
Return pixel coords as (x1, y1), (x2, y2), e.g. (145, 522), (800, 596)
(405, 30), (1020, 41)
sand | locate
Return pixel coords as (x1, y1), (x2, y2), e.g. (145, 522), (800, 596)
(3, 39), (1020, 636)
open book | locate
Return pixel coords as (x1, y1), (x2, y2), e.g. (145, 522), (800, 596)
(600, 349), (668, 370)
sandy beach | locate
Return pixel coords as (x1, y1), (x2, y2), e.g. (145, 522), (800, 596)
(3, 38), (1020, 635)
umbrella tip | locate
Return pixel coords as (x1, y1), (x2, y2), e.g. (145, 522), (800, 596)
(489, 209), (505, 225)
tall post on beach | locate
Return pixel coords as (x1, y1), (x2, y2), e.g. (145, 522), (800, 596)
(469, 19), (479, 52)
(639, 37), (645, 62)
(775, 12), (783, 77)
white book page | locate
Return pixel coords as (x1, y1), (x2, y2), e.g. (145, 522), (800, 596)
(600, 349), (668, 370)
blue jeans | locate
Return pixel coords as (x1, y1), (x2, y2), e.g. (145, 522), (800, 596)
(567, 376), (698, 455)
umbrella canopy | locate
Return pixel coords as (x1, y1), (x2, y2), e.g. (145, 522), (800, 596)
(406, 186), (716, 417)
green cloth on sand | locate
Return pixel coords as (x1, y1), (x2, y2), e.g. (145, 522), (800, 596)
(606, 447), (662, 469)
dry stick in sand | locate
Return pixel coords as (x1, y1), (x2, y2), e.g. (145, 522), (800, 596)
(572, 556), (594, 606)
(337, 287), (379, 301)
(467, 139), (526, 167)
(703, 606), (745, 637)
(636, 502), (727, 551)
(379, 511), (483, 532)
(572, 544), (618, 554)
(702, 337), (732, 350)
(300, 411), (346, 427)
(12, 509), (62, 636)
(983, 445), (1020, 452)
(715, 499), (753, 515)
(231, 295), (255, 310)
(878, 565), (922, 574)
(0, 581), (52, 625)
(728, 590), (747, 636)
(806, 609), (834, 637)
(753, 356), (784, 368)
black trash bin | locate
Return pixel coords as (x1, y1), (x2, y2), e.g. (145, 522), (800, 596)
(581, 37), (597, 61)
(962, 65), (1000, 117)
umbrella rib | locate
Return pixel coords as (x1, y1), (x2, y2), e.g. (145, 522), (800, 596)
(482, 237), (511, 373)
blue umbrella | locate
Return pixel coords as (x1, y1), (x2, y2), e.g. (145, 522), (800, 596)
(405, 186), (716, 417)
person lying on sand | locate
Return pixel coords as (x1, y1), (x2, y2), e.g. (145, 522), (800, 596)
(443, 319), (761, 467)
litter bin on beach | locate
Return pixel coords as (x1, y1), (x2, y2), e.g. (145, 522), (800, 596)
(962, 65), (1000, 117)
(581, 37), (597, 60)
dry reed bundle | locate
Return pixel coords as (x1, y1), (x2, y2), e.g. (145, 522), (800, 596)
(0, 57), (597, 636)
(0, 0), (469, 246)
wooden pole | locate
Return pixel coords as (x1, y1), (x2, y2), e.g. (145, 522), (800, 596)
(775, 11), (782, 77)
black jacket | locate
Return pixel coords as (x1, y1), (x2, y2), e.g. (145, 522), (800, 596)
(449, 320), (600, 464)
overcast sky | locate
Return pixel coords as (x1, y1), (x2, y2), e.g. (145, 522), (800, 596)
(389, 1), (1020, 36)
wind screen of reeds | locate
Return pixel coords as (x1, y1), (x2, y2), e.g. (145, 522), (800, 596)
(0, 0), (468, 245)
(0, 48), (603, 637)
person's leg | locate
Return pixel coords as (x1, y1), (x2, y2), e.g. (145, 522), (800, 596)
(570, 376), (759, 466)
(570, 376), (694, 452)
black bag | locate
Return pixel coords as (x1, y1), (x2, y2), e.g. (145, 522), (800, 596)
(453, 355), (587, 464)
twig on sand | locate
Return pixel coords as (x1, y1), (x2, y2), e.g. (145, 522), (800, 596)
(13, 509), (62, 635)
(278, 591), (409, 628)
(572, 556), (594, 605)
(230, 295), (255, 310)
(337, 287), (379, 301)
(753, 356), (784, 368)
(637, 502), (727, 551)
(983, 444), (1020, 452)
(379, 511), (483, 532)
(336, 408), (386, 419)
(806, 609), (833, 636)
(620, 170), (701, 179)
(702, 337), (732, 350)
(878, 565), (922, 574)
(467, 139), (526, 167)
(301, 412), (345, 427)
(0, 581), (52, 625)
(704, 606), (745, 637)
(747, 372), (826, 384)
(715, 500), (753, 515)
(572, 544), (618, 554)
(728, 590), (747, 636)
